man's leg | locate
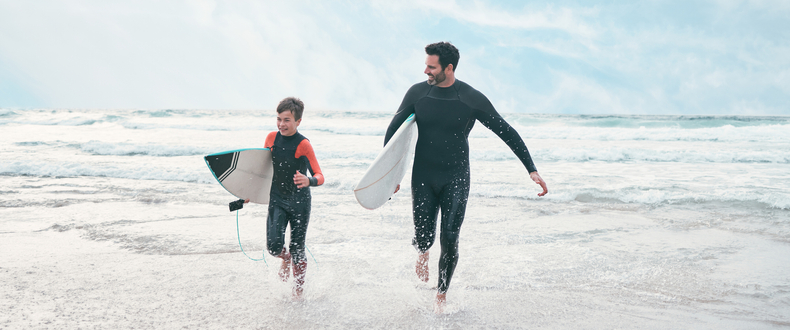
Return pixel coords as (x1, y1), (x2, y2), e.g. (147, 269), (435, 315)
(416, 251), (429, 282)
(435, 176), (470, 307)
(411, 182), (440, 282)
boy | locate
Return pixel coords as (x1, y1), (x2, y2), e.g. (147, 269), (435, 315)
(252, 97), (324, 298)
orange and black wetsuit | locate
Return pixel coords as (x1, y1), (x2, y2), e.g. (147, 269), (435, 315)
(264, 131), (324, 268)
(384, 79), (537, 294)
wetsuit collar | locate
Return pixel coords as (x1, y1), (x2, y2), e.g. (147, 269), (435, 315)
(278, 131), (300, 140)
(427, 79), (458, 89)
(426, 79), (462, 99)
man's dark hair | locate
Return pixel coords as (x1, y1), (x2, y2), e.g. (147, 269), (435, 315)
(276, 97), (304, 121)
(425, 41), (460, 72)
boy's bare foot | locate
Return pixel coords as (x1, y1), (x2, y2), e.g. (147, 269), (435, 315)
(278, 250), (292, 282)
(434, 293), (446, 314)
(416, 252), (429, 282)
(292, 286), (304, 300)
(292, 260), (307, 299)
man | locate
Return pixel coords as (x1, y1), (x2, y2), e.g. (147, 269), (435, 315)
(384, 41), (548, 310)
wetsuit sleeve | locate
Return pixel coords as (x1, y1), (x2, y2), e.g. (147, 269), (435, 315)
(264, 131), (277, 149)
(384, 83), (425, 146)
(469, 93), (538, 173)
(294, 139), (324, 186)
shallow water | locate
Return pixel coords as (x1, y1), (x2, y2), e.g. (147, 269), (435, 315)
(1, 109), (789, 328)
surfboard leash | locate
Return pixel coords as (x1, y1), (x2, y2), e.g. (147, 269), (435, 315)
(306, 246), (319, 270)
(234, 210), (319, 268)
(235, 210), (268, 265)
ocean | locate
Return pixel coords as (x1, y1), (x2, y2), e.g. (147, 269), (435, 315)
(1, 108), (789, 329)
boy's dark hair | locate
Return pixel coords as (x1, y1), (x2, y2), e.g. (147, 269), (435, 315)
(276, 97), (304, 121)
(425, 41), (460, 72)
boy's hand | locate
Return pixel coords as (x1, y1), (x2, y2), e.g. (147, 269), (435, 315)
(294, 171), (310, 188)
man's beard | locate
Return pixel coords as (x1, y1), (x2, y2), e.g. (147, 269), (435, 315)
(427, 70), (446, 86)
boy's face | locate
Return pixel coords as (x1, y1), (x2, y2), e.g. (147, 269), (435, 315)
(276, 110), (301, 137)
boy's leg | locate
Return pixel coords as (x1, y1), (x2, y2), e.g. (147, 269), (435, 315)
(288, 198), (311, 297)
(267, 204), (291, 281)
(278, 248), (292, 282)
(266, 204), (288, 255)
(292, 259), (307, 298)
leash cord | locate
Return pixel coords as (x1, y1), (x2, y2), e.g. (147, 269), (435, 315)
(235, 210), (319, 268)
(236, 210), (268, 265)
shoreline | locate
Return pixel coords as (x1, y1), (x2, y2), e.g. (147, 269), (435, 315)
(3, 203), (786, 329)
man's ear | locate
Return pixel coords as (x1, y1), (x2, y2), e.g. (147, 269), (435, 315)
(445, 63), (454, 73)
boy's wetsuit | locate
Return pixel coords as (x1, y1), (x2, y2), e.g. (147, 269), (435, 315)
(264, 131), (324, 266)
(384, 79), (537, 294)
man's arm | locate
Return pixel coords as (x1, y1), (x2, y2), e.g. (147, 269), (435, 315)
(384, 82), (428, 145)
(467, 87), (547, 196)
(474, 105), (537, 173)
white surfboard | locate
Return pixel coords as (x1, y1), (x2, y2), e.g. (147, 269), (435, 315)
(354, 114), (417, 209)
(204, 148), (273, 204)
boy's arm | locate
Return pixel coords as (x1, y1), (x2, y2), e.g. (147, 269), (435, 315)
(295, 139), (324, 186)
(264, 131), (277, 149)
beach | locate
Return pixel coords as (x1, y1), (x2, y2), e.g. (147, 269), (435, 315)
(1, 109), (789, 329)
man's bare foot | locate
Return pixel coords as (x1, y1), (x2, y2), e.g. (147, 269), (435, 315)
(416, 252), (429, 282)
(278, 251), (292, 282)
(434, 293), (446, 314)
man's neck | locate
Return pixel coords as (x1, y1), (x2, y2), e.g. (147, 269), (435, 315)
(436, 75), (455, 88)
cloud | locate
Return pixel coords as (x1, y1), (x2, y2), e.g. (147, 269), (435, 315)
(0, 0), (788, 115)
(0, 1), (415, 110)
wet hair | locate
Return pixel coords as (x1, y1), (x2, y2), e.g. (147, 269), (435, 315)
(276, 97), (304, 121)
(425, 41), (459, 72)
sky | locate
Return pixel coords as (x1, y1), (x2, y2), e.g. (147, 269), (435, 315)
(1, 0), (788, 115)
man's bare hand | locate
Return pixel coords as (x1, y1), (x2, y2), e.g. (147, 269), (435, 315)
(530, 172), (548, 197)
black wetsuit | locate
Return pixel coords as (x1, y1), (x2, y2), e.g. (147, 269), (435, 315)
(384, 79), (537, 293)
(265, 131), (323, 266)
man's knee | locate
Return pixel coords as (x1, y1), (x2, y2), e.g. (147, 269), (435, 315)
(412, 234), (435, 253)
(439, 231), (460, 253)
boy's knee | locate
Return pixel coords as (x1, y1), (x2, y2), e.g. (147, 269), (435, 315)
(267, 241), (284, 256)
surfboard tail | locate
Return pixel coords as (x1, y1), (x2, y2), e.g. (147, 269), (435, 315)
(354, 115), (417, 209)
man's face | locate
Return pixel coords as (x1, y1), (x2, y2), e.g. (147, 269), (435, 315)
(424, 55), (447, 86)
(276, 110), (301, 137)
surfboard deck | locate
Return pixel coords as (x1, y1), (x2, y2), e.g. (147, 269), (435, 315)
(205, 148), (273, 204)
(354, 114), (417, 209)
